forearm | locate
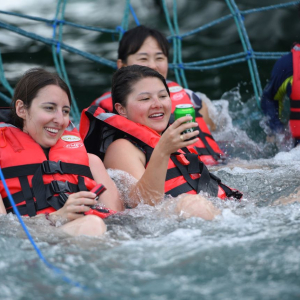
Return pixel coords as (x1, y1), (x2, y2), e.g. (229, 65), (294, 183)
(129, 148), (170, 206)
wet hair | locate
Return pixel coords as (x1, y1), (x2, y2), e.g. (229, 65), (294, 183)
(11, 68), (71, 129)
(118, 25), (170, 63)
(111, 65), (170, 114)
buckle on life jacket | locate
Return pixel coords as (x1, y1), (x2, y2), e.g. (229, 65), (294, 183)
(42, 160), (63, 174)
(50, 180), (71, 194)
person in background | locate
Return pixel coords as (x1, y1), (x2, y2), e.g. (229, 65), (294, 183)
(0, 68), (123, 237)
(261, 5), (300, 147)
(81, 65), (242, 220)
(261, 42), (300, 147)
(91, 25), (225, 165)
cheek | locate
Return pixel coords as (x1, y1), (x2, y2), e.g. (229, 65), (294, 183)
(63, 117), (70, 128)
(158, 62), (168, 75)
(165, 98), (172, 111)
(128, 104), (146, 121)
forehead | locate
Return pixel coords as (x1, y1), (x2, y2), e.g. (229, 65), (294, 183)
(131, 77), (166, 93)
(33, 85), (70, 105)
(137, 36), (164, 54)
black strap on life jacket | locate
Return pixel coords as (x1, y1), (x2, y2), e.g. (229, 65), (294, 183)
(290, 99), (300, 109)
(2, 161), (93, 216)
(167, 153), (219, 197)
(290, 99), (300, 120)
(194, 111), (225, 163)
(290, 111), (300, 120)
(166, 152), (242, 199)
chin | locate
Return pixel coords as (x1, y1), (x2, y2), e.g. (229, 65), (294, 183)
(154, 127), (167, 135)
(40, 140), (58, 148)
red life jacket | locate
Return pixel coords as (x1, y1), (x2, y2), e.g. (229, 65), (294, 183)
(289, 44), (300, 138)
(91, 81), (225, 165)
(80, 106), (242, 200)
(92, 91), (113, 112)
(0, 123), (96, 217)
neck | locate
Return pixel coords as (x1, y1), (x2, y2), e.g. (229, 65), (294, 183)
(41, 146), (50, 159)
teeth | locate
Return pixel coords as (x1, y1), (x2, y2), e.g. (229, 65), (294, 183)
(150, 113), (163, 118)
(45, 127), (58, 133)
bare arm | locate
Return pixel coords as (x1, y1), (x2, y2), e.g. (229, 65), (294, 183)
(88, 153), (124, 211)
(0, 194), (7, 214)
(104, 116), (199, 207)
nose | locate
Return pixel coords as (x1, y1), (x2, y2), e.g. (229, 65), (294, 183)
(53, 110), (65, 125)
(151, 96), (163, 108)
(148, 59), (158, 72)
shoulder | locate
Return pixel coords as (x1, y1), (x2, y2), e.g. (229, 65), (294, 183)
(104, 138), (147, 177)
(105, 138), (146, 163)
(272, 53), (293, 75)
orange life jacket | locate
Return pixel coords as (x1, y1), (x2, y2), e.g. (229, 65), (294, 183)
(0, 123), (96, 216)
(91, 81), (225, 165)
(80, 106), (242, 200)
(289, 44), (300, 138)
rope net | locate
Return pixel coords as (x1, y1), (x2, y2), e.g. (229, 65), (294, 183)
(0, 0), (299, 124)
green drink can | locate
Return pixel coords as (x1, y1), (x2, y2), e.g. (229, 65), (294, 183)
(174, 104), (196, 134)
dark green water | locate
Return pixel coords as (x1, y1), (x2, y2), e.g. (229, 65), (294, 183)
(0, 1), (300, 300)
(1, 0), (300, 109)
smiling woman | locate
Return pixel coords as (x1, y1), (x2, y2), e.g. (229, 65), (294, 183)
(0, 68), (124, 237)
(114, 75), (172, 134)
(15, 85), (71, 149)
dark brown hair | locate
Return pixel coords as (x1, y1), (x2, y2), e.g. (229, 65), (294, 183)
(111, 65), (170, 114)
(11, 68), (71, 129)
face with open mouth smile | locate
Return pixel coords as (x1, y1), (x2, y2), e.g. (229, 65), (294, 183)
(16, 85), (71, 148)
(115, 77), (171, 134)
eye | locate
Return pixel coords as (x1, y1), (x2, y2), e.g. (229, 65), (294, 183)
(141, 97), (150, 101)
(159, 94), (168, 99)
(63, 109), (70, 115)
(44, 105), (54, 111)
(138, 58), (147, 62)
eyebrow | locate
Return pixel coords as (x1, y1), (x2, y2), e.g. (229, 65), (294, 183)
(42, 101), (71, 109)
(136, 52), (165, 56)
(138, 89), (167, 96)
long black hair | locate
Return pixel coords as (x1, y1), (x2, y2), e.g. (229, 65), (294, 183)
(118, 25), (170, 63)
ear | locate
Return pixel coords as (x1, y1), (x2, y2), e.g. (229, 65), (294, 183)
(117, 59), (126, 69)
(114, 103), (127, 118)
(15, 100), (27, 120)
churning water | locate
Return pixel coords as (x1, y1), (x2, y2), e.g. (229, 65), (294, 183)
(0, 89), (300, 300)
(0, 1), (300, 299)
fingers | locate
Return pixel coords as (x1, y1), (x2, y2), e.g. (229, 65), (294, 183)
(170, 116), (198, 136)
(64, 192), (98, 218)
(67, 191), (98, 204)
(172, 116), (197, 129)
(179, 130), (199, 143)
